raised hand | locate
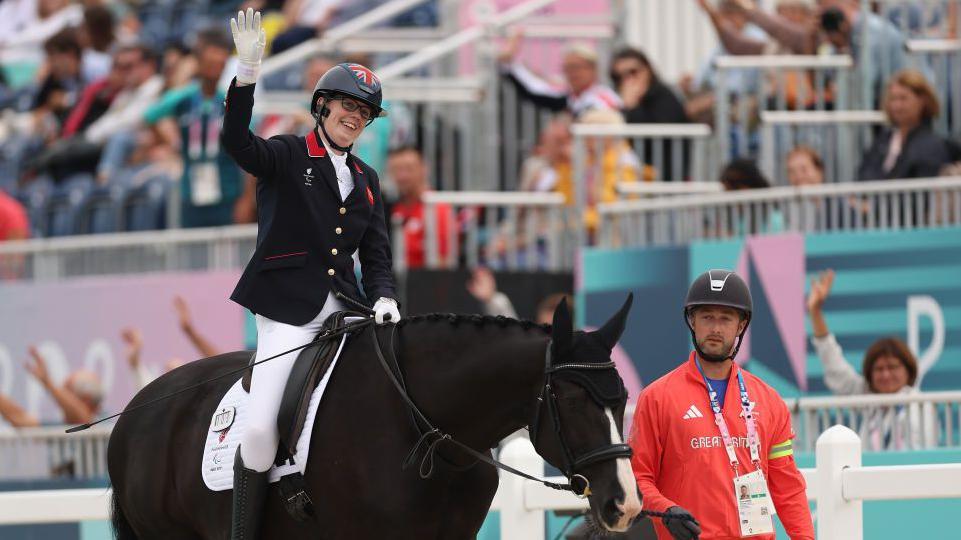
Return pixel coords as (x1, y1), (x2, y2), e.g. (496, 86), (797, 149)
(230, 8), (267, 85)
(25, 346), (52, 386)
(807, 269), (835, 314)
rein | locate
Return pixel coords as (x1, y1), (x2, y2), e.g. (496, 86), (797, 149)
(367, 325), (576, 493)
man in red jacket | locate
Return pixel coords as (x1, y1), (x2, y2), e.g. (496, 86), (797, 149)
(629, 270), (813, 539)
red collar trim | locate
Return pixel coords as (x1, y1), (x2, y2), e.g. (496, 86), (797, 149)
(305, 129), (326, 158)
(351, 159), (363, 174)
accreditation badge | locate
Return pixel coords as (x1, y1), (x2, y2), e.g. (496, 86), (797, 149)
(733, 469), (775, 537)
(190, 162), (223, 206)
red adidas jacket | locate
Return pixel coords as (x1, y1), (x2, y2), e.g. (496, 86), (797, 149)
(629, 353), (814, 539)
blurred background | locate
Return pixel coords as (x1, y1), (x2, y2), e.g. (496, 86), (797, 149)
(0, 0), (960, 538)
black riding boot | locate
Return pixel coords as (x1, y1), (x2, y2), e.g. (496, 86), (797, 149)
(231, 447), (268, 540)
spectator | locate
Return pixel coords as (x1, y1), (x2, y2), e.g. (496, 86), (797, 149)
(160, 41), (195, 91)
(518, 117), (572, 193)
(705, 0), (819, 56)
(0, 0), (83, 66)
(786, 145), (825, 186)
(555, 108), (643, 232)
(0, 346), (102, 427)
(807, 269), (936, 449)
(820, 1), (908, 104)
(91, 44), (164, 183)
(78, 5), (116, 83)
(720, 158), (770, 190)
(686, 0), (767, 123)
(0, 188), (29, 241)
(612, 47), (688, 125)
(34, 28), (87, 132)
(858, 70), (950, 181)
(611, 46), (690, 180)
(123, 295), (216, 390)
(466, 267), (518, 318)
(270, 0), (344, 55)
(719, 158), (786, 234)
(144, 27), (242, 228)
(498, 30), (621, 117)
(387, 146), (454, 269)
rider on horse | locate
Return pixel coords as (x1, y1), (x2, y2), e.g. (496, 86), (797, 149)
(221, 9), (400, 539)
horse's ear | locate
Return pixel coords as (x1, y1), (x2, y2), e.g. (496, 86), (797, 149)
(551, 297), (573, 356)
(591, 293), (633, 351)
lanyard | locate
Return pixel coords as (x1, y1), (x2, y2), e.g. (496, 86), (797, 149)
(695, 358), (761, 474)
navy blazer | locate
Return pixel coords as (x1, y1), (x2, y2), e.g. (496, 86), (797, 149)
(221, 79), (396, 326)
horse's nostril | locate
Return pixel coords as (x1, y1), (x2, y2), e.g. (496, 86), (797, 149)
(604, 498), (625, 523)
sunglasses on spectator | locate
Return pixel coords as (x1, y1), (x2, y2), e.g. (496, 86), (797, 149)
(331, 96), (375, 121)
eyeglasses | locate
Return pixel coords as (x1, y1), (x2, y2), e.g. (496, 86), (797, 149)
(331, 96), (375, 121)
(611, 67), (640, 84)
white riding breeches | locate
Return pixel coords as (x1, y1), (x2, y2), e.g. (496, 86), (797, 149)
(240, 293), (345, 472)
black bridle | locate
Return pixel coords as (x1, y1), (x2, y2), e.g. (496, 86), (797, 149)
(528, 345), (633, 498)
(369, 325), (632, 498)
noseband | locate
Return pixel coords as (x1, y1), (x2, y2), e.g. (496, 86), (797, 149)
(529, 343), (633, 498)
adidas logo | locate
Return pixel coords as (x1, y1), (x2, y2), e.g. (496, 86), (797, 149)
(682, 405), (704, 420)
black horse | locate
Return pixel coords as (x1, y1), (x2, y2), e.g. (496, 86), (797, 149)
(107, 297), (641, 538)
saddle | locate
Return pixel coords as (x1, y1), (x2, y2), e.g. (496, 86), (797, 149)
(241, 310), (363, 459)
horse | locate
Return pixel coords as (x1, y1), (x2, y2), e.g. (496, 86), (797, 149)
(106, 296), (641, 539)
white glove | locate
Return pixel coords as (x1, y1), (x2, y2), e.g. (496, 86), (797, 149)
(373, 297), (400, 325)
(230, 8), (266, 85)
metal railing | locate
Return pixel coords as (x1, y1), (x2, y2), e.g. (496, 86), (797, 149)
(616, 181), (723, 198)
(259, 0), (436, 77)
(788, 390), (961, 453)
(0, 225), (257, 281)
(596, 176), (961, 248)
(401, 191), (575, 272)
(759, 110), (888, 185)
(715, 55), (854, 162)
(0, 426), (113, 480)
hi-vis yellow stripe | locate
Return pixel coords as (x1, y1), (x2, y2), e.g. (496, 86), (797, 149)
(768, 440), (793, 459)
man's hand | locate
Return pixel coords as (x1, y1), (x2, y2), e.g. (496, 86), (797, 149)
(121, 328), (144, 368)
(466, 267), (498, 304)
(373, 297), (401, 325)
(664, 506), (701, 540)
(230, 8), (267, 85)
(807, 269), (835, 313)
(25, 346), (52, 387)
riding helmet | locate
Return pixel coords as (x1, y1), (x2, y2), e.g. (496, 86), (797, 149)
(310, 62), (388, 122)
(683, 269), (753, 323)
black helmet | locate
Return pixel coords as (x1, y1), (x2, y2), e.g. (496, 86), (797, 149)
(684, 269), (752, 322)
(684, 269), (752, 362)
(311, 62), (387, 122)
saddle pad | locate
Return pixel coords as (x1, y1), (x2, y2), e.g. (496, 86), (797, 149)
(201, 333), (348, 491)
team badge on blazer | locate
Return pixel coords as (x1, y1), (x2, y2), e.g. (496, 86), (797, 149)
(303, 167), (314, 186)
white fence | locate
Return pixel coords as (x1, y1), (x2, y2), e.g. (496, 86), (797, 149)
(2, 426), (960, 540)
(0, 425), (113, 480)
(597, 176), (961, 248)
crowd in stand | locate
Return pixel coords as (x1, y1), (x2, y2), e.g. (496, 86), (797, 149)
(0, 0), (429, 239)
(1, 0), (961, 260)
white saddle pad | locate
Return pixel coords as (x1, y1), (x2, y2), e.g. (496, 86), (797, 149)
(201, 332), (348, 491)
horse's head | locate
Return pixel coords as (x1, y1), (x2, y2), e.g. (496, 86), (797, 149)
(529, 294), (641, 532)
